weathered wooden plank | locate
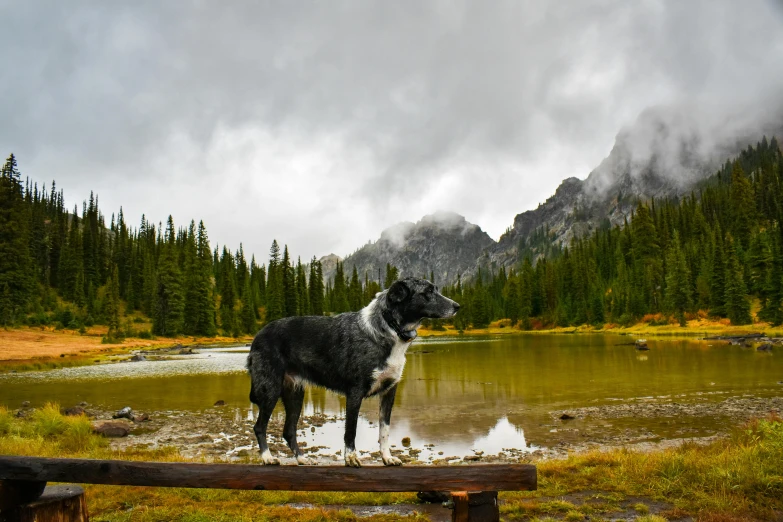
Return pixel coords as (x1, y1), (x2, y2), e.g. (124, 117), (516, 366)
(0, 480), (47, 510)
(0, 485), (88, 522)
(0, 456), (536, 493)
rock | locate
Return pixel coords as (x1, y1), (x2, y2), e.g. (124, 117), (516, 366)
(560, 413), (576, 420)
(129, 354), (146, 362)
(78, 401), (88, 407)
(213, 400), (225, 407)
(92, 420), (131, 438)
(132, 413), (150, 423)
(401, 436), (411, 447)
(757, 343), (773, 352)
(21, 401), (30, 407)
(15, 408), (33, 418)
(178, 347), (195, 355)
(113, 406), (133, 420)
(463, 455), (481, 461)
(64, 406), (85, 417)
(635, 339), (649, 350)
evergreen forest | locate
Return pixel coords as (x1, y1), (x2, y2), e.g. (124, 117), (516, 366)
(0, 137), (781, 338)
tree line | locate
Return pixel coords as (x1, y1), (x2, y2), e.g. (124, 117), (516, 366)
(0, 153), (404, 338)
(440, 137), (783, 329)
(1, 136), (781, 337)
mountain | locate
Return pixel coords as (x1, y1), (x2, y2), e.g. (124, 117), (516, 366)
(322, 103), (783, 286)
(470, 103), (783, 276)
(323, 211), (495, 286)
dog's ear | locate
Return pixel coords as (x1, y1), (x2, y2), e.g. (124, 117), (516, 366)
(387, 280), (410, 304)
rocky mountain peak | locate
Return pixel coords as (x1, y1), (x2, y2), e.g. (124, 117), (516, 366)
(323, 212), (495, 286)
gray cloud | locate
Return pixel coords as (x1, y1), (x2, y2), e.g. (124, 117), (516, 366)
(2, 0), (783, 261)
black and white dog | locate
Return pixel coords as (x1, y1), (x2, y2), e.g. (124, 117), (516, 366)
(246, 278), (460, 467)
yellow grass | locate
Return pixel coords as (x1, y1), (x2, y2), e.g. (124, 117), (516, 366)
(2, 406), (782, 521)
(0, 326), (252, 362)
(419, 316), (783, 338)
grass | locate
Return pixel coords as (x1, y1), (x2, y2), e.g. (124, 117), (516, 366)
(2, 407), (783, 520)
(500, 414), (783, 521)
(419, 312), (783, 339)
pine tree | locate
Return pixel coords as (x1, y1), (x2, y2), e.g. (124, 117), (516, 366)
(265, 240), (284, 321)
(348, 265), (362, 311)
(309, 257), (324, 316)
(664, 231), (693, 326)
(295, 257), (309, 315)
(219, 247), (237, 335)
(724, 234), (752, 325)
(240, 275), (257, 334)
(384, 263), (399, 288)
(730, 161), (755, 249)
(152, 216), (184, 336)
(105, 265), (121, 339)
(332, 262), (349, 313)
(282, 245), (298, 318)
(709, 228), (727, 317)
(0, 154), (34, 324)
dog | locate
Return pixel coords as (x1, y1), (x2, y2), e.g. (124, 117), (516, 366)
(246, 277), (460, 467)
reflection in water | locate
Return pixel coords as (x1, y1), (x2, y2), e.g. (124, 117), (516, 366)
(1, 335), (781, 454)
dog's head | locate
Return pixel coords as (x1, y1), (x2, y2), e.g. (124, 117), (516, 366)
(385, 278), (460, 330)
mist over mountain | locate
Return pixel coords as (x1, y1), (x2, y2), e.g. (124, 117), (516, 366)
(469, 101), (783, 277)
(327, 101), (783, 286)
(321, 211), (495, 286)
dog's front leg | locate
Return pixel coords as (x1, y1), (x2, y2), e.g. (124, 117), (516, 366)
(343, 390), (363, 467)
(379, 384), (402, 466)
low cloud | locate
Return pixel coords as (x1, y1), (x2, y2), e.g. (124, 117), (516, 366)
(2, 1), (783, 260)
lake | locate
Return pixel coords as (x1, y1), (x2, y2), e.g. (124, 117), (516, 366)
(1, 334), (781, 460)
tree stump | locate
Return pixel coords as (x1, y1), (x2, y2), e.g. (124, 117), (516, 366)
(0, 484), (88, 522)
(450, 491), (499, 522)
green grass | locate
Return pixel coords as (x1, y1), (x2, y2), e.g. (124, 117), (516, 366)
(501, 415), (783, 521)
(2, 406), (782, 520)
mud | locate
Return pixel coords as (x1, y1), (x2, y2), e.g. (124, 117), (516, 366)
(79, 394), (783, 465)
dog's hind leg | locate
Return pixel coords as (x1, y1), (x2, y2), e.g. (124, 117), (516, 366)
(250, 375), (283, 465)
(281, 382), (312, 465)
(379, 384), (402, 466)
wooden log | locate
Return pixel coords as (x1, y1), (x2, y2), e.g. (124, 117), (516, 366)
(0, 456), (536, 493)
(0, 485), (88, 522)
(0, 480), (46, 510)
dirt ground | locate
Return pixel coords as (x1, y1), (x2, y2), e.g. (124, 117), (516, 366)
(0, 327), (252, 361)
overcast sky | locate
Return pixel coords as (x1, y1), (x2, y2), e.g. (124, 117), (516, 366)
(3, 1), (783, 262)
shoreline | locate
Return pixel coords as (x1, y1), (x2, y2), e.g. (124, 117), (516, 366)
(19, 393), (773, 467)
(1, 317), (780, 370)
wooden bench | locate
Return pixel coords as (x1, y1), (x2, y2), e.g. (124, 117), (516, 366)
(0, 456), (536, 521)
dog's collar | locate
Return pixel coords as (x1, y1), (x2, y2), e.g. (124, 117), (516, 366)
(382, 309), (418, 342)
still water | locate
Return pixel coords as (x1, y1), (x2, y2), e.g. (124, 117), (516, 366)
(1, 334), (780, 457)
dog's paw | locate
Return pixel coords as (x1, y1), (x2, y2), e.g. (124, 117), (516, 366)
(382, 455), (402, 466)
(344, 449), (362, 468)
(260, 450), (280, 465)
(296, 455), (315, 465)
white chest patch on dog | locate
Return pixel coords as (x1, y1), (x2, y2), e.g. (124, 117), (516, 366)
(368, 338), (409, 396)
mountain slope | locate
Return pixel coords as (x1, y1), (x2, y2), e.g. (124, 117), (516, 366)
(324, 211), (495, 286)
(473, 103), (783, 275)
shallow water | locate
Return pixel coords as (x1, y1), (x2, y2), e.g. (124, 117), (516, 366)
(1, 334), (781, 458)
